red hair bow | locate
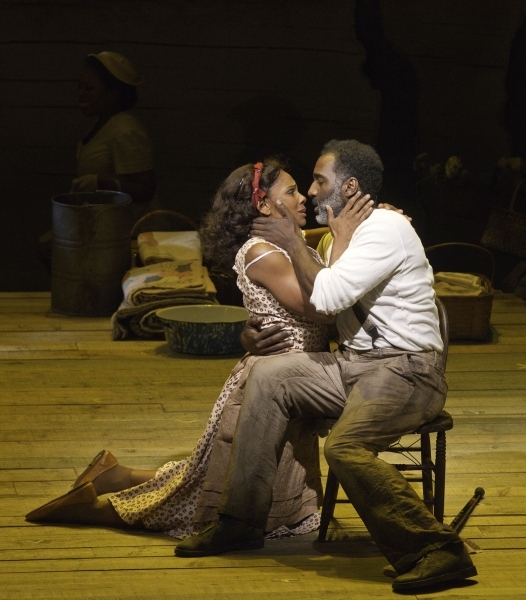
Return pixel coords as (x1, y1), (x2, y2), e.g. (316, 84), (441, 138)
(251, 162), (266, 208)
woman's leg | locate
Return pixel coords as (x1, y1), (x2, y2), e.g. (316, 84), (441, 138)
(91, 465), (157, 495)
(42, 497), (142, 528)
(26, 482), (142, 529)
(74, 451), (157, 495)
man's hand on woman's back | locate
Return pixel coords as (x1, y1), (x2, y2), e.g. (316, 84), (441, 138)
(240, 316), (294, 355)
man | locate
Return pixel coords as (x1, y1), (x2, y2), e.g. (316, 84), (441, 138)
(176, 140), (477, 593)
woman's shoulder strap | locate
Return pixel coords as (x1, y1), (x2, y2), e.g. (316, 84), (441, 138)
(244, 249), (284, 271)
(239, 237), (289, 270)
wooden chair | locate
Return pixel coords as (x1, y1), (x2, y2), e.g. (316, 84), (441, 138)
(318, 298), (453, 542)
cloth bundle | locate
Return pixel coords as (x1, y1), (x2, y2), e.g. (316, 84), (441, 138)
(433, 271), (485, 296)
(137, 230), (202, 265)
(112, 231), (218, 339)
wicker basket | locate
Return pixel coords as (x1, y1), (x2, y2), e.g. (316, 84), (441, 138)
(426, 243), (495, 341)
(436, 275), (493, 340)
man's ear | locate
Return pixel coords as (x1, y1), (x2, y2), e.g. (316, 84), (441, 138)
(342, 177), (359, 199)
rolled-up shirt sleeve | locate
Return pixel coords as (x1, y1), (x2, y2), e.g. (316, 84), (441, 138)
(311, 213), (405, 314)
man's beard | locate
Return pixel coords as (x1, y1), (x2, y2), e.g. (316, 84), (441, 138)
(314, 177), (345, 224)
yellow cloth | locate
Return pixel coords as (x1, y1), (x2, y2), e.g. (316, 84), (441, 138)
(433, 271), (485, 296)
(112, 261), (218, 339)
(316, 231), (334, 264)
(137, 231), (202, 265)
(121, 260), (215, 305)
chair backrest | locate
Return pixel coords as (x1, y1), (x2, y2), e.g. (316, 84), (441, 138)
(435, 296), (449, 372)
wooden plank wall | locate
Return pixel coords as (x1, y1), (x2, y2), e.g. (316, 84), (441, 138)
(2, 0), (526, 291)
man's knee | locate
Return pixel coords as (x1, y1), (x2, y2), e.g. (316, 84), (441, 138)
(324, 431), (373, 469)
(324, 432), (349, 466)
(243, 356), (299, 421)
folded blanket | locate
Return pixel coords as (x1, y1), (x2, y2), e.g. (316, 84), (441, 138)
(112, 260), (218, 340)
(433, 271), (486, 296)
(122, 259), (211, 305)
(137, 231), (201, 265)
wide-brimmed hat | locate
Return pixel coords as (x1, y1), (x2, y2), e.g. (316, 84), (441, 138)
(88, 51), (144, 86)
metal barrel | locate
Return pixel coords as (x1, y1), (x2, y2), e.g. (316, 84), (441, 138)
(51, 191), (132, 316)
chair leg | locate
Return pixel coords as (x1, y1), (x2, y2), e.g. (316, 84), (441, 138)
(420, 432), (434, 515)
(433, 431), (447, 523)
(318, 468), (340, 542)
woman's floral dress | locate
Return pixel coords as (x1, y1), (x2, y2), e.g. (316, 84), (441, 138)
(110, 237), (329, 538)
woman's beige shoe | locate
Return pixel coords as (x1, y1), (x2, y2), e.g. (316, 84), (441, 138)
(72, 450), (118, 489)
(25, 482), (97, 522)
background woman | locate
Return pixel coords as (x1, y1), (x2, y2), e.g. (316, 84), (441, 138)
(38, 51), (157, 271)
(73, 51), (157, 221)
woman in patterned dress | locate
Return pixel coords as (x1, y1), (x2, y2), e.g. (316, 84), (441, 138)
(25, 158), (367, 537)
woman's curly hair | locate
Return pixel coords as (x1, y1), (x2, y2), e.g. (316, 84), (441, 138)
(200, 158), (284, 271)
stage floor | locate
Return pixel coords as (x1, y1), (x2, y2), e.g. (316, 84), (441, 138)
(2, 291), (526, 599)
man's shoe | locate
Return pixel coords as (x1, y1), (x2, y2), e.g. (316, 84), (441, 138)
(175, 515), (264, 557)
(392, 542), (477, 592)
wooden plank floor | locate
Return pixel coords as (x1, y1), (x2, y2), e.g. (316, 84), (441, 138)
(2, 291), (526, 599)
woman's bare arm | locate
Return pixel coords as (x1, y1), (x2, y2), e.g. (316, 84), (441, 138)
(244, 242), (335, 324)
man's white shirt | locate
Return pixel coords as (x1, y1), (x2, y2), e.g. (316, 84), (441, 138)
(311, 209), (443, 352)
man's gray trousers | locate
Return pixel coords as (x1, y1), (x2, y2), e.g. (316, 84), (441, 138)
(218, 348), (460, 573)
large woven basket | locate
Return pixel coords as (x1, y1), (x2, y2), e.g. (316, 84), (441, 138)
(435, 275), (493, 340)
(426, 243), (495, 341)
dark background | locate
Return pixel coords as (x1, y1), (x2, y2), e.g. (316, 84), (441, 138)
(2, 0), (526, 291)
